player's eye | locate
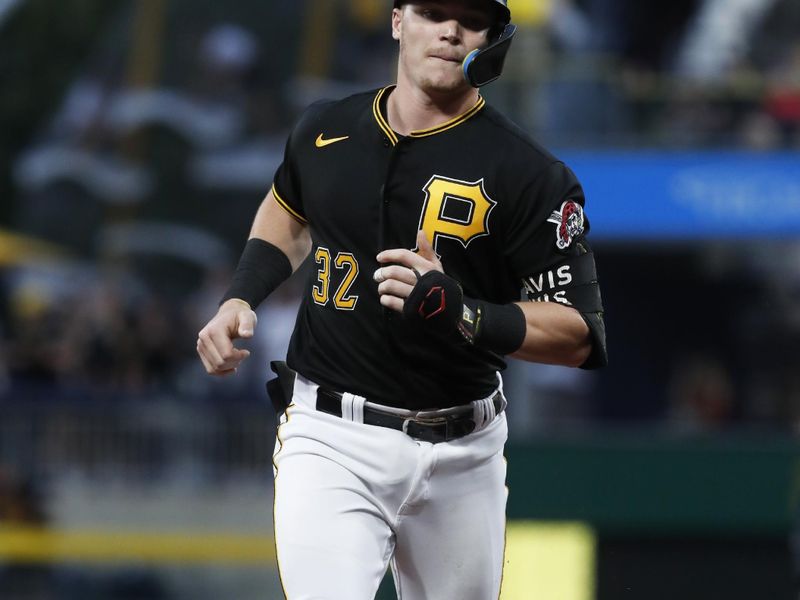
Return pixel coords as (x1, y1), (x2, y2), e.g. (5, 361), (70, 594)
(419, 7), (445, 22)
(461, 19), (486, 32)
(417, 6), (490, 32)
(461, 15), (491, 32)
(457, 8), (492, 32)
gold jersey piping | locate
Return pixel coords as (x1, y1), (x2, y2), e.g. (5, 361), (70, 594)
(272, 183), (308, 225)
(372, 86), (485, 145)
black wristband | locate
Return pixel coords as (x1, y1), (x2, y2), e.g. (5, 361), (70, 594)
(461, 299), (526, 355)
(403, 270), (526, 355)
(220, 239), (292, 309)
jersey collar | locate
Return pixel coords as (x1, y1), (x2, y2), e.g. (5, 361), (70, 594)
(372, 86), (485, 146)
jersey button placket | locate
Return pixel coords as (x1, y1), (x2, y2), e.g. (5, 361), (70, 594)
(378, 137), (403, 321)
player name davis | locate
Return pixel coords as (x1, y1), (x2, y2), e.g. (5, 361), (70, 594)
(523, 265), (573, 306)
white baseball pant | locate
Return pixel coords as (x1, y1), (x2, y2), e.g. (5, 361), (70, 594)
(272, 374), (509, 600)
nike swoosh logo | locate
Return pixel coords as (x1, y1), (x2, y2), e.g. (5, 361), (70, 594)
(315, 133), (350, 148)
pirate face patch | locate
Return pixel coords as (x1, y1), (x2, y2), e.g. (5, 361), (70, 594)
(547, 200), (585, 250)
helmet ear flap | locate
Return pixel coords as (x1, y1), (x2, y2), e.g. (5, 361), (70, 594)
(488, 22), (505, 43)
(462, 23), (517, 87)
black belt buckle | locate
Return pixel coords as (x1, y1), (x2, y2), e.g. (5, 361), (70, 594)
(403, 415), (476, 443)
(403, 419), (442, 443)
(315, 387), (490, 443)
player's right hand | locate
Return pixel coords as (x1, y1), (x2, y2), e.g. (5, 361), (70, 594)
(375, 230), (444, 313)
(196, 299), (257, 376)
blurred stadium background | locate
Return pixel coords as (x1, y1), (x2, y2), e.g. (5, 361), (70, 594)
(1, 0), (799, 598)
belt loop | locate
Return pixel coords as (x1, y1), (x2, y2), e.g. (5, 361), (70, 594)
(471, 377), (505, 433)
(340, 392), (366, 423)
(471, 397), (495, 432)
(341, 393), (354, 421)
(352, 395), (366, 424)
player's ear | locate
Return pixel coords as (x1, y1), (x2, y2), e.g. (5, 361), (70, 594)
(392, 8), (402, 41)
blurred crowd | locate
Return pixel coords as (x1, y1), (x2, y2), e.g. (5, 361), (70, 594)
(0, 0), (799, 434)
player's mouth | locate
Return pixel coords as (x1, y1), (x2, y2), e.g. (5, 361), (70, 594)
(429, 53), (463, 64)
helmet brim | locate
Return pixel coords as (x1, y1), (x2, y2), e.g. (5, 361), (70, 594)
(393, 0), (511, 27)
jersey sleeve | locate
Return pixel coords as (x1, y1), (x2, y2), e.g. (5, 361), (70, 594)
(504, 161), (608, 368)
(271, 100), (332, 225)
(271, 129), (308, 225)
(504, 161), (587, 278)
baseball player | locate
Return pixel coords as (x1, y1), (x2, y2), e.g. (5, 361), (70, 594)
(196, 1), (607, 598)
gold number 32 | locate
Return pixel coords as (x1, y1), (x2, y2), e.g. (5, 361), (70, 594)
(312, 247), (359, 310)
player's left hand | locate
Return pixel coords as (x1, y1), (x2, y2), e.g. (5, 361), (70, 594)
(375, 230), (443, 313)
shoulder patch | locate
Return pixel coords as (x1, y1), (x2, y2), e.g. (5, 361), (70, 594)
(547, 200), (585, 250)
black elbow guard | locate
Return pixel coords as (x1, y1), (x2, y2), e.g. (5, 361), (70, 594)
(523, 248), (607, 368)
(579, 311), (607, 369)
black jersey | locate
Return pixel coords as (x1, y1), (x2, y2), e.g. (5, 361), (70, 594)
(273, 86), (605, 410)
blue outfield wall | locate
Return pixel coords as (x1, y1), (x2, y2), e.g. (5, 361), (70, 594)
(559, 151), (800, 240)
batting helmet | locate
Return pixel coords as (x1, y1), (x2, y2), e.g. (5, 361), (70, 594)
(392, 0), (516, 88)
(393, 0), (511, 32)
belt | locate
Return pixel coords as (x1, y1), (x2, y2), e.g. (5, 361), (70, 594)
(315, 388), (505, 443)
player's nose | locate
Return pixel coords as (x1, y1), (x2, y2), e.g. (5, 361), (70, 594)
(439, 19), (462, 43)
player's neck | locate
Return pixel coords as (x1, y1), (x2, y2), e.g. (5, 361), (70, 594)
(387, 78), (480, 136)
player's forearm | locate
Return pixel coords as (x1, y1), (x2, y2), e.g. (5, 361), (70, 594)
(510, 301), (591, 367)
(219, 190), (312, 310)
(249, 189), (312, 271)
(394, 264), (592, 365)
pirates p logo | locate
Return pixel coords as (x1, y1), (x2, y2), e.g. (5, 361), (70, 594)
(417, 175), (497, 252)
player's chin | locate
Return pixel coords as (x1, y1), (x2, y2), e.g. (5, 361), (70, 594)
(420, 68), (467, 93)
(425, 80), (470, 97)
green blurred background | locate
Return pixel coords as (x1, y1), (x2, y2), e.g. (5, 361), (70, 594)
(1, 0), (800, 598)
